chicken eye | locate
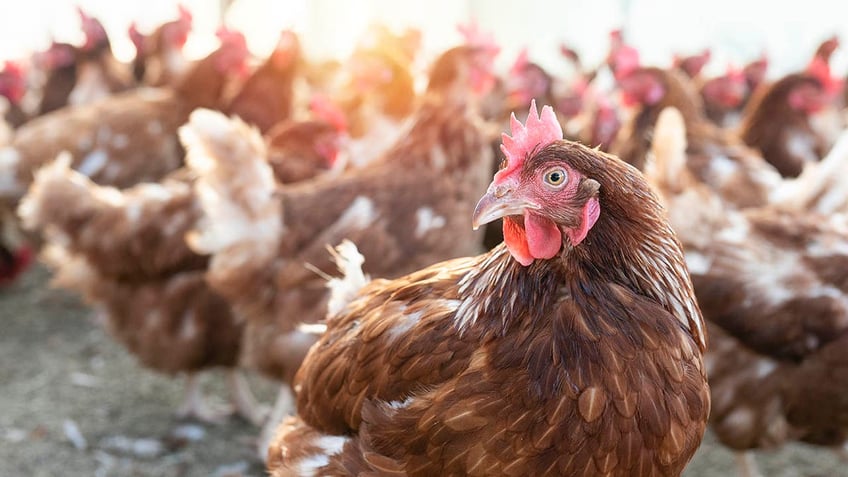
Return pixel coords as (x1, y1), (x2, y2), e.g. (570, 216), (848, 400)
(544, 168), (567, 187)
(498, 158), (508, 170)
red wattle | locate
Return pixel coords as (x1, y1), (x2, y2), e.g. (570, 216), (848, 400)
(524, 212), (562, 260)
(502, 213), (562, 266)
(503, 217), (533, 266)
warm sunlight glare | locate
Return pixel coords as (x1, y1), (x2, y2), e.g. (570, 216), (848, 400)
(0, 0), (845, 76)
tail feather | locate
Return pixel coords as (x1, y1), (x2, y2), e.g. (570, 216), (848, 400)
(22, 162), (104, 299)
(17, 152), (116, 234)
(645, 107), (688, 194)
(771, 130), (848, 213)
(17, 152), (72, 232)
(40, 243), (100, 298)
(182, 108), (282, 255)
(181, 109), (283, 315)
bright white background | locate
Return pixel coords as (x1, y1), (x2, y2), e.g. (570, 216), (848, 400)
(0, 0), (844, 77)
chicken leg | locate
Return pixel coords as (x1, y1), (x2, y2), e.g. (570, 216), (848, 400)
(226, 369), (268, 426)
(735, 451), (763, 477)
(257, 384), (295, 461)
(175, 373), (230, 423)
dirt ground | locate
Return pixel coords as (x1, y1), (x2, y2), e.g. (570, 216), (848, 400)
(2, 266), (847, 477)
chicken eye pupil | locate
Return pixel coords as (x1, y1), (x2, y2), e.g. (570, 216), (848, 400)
(545, 169), (566, 185)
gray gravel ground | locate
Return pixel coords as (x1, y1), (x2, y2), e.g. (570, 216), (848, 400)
(2, 266), (847, 476)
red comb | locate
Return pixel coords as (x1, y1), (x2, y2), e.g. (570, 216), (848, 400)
(2, 60), (24, 76)
(216, 27), (246, 48)
(162, 6), (192, 49)
(177, 4), (193, 23)
(807, 57), (842, 95)
(77, 7), (101, 32)
(310, 94), (347, 133)
(277, 30), (298, 50)
(749, 52), (768, 67)
(743, 53), (768, 85)
(0, 60), (26, 104)
(611, 45), (640, 80)
(725, 64), (745, 84)
(214, 27), (250, 76)
(596, 94), (613, 110)
(559, 44), (580, 63)
(609, 29), (623, 44)
(457, 20), (499, 55)
(510, 48), (529, 75)
(76, 6), (91, 22)
(128, 22), (145, 51)
(38, 41), (75, 69)
(674, 49), (711, 77)
(815, 35), (840, 62)
(77, 7), (107, 48)
(496, 100), (563, 181)
(572, 76), (588, 94)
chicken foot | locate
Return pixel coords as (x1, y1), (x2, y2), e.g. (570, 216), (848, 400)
(226, 369), (268, 426)
(734, 451), (763, 477)
(175, 373), (231, 423)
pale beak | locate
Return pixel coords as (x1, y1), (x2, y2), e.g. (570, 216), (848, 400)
(471, 185), (539, 230)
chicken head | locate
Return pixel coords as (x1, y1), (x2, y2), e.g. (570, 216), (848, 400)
(473, 101), (601, 265)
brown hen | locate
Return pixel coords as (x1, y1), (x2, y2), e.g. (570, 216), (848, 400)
(739, 55), (843, 178)
(268, 102), (708, 476)
(648, 107), (848, 477)
(611, 54), (781, 209)
(129, 5), (193, 87)
(17, 155), (262, 424)
(0, 29), (250, 204)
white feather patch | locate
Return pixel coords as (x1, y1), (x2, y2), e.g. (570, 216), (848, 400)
(774, 130), (848, 214)
(414, 207), (446, 238)
(0, 146), (22, 197)
(685, 251), (711, 275)
(388, 311), (422, 338)
(181, 109), (281, 257)
(296, 323), (328, 335)
(112, 133), (129, 149)
(294, 435), (349, 476)
(755, 360), (776, 378)
(326, 240), (370, 316)
(645, 107), (687, 190)
(147, 120), (164, 135)
(387, 397), (414, 409)
(785, 132), (817, 165)
(708, 155), (737, 181)
(77, 149), (109, 177)
(336, 196), (377, 230)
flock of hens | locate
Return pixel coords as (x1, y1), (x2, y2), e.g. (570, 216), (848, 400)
(3, 5), (848, 477)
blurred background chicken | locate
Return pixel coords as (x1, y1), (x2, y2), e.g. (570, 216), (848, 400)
(183, 36), (497, 452)
(128, 4), (193, 87)
(4, 1), (848, 476)
(16, 154), (264, 424)
(0, 27), (250, 206)
(647, 107), (848, 477)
